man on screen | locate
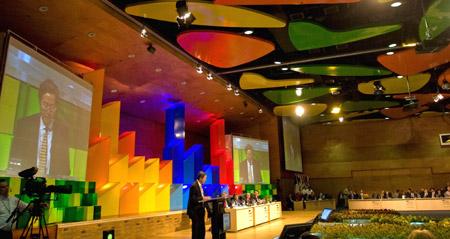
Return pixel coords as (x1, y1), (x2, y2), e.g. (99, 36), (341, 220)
(10, 79), (70, 177)
(239, 144), (262, 184)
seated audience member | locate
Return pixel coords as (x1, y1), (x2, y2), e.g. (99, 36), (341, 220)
(393, 189), (400, 198)
(385, 191), (392, 198)
(359, 189), (364, 199)
(436, 189), (444, 198)
(430, 188), (436, 198)
(231, 194), (243, 207)
(445, 186), (450, 198)
(337, 191), (345, 207)
(317, 192), (325, 200)
(348, 190), (358, 199)
(406, 188), (415, 198)
(286, 194), (294, 211)
(408, 229), (434, 239)
(220, 191), (232, 208)
(252, 190), (264, 204)
(423, 189), (430, 198)
(243, 193), (254, 206)
(372, 192), (379, 199)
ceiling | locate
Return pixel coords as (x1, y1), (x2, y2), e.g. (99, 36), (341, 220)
(1, 0), (450, 134)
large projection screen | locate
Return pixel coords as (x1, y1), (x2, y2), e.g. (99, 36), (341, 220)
(231, 135), (270, 184)
(282, 117), (303, 172)
(0, 36), (93, 180)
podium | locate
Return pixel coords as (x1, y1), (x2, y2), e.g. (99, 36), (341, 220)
(205, 198), (228, 239)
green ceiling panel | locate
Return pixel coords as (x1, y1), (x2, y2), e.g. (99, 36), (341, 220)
(419, 0), (450, 41)
(341, 100), (400, 112)
(288, 21), (401, 51)
(290, 64), (392, 76)
(263, 86), (341, 105)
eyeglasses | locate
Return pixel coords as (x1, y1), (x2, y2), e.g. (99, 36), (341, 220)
(41, 103), (57, 111)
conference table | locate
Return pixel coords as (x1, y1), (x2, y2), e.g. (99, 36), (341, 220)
(226, 202), (282, 232)
(349, 198), (450, 211)
(293, 199), (336, 211)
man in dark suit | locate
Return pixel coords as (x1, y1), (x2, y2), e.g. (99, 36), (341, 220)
(239, 144), (262, 184)
(220, 191), (232, 209)
(9, 79), (70, 177)
(187, 171), (211, 239)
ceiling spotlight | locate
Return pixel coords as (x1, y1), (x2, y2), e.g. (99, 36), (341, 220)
(295, 106), (304, 117)
(147, 44), (156, 54)
(433, 94), (444, 102)
(390, 2), (402, 7)
(244, 30), (253, 35)
(442, 79), (450, 90)
(274, 61), (282, 65)
(176, 0), (196, 28)
(227, 84), (233, 91)
(330, 89), (341, 95)
(331, 106), (341, 114)
(385, 117), (390, 120)
(234, 89), (240, 96)
(281, 67), (289, 71)
(295, 88), (303, 97)
(206, 72), (213, 80)
(373, 80), (386, 95)
(39, 5), (48, 12)
(258, 108), (263, 114)
(196, 65), (203, 74)
(397, 75), (404, 79)
(386, 51), (394, 55)
(402, 42), (417, 47)
(140, 29), (147, 38)
(389, 43), (397, 48)
(339, 117), (344, 122)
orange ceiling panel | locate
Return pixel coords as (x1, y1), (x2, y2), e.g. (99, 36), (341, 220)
(177, 30), (275, 68)
(377, 45), (450, 76)
(213, 0), (360, 5)
(380, 106), (429, 119)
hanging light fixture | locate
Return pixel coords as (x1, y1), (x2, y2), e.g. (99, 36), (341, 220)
(295, 88), (303, 97)
(176, 0), (196, 28)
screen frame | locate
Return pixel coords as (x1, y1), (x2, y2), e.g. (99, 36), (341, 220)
(279, 222), (312, 239)
(281, 117), (303, 173)
(0, 31), (10, 96)
(320, 208), (333, 221)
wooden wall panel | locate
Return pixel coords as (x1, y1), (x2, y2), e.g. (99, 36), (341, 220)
(302, 116), (450, 198)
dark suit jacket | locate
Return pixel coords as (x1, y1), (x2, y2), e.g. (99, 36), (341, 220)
(9, 114), (70, 176)
(187, 180), (204, 219)
(239, 159), (262, 184)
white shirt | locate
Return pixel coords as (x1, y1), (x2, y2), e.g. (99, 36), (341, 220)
(197, 180), (204, 198)
(37, 118), (53, 175)
(0, 195), (28, 231)
(247, 161), (254, 183)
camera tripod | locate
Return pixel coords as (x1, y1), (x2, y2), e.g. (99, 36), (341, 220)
(19, 199), (49, 239)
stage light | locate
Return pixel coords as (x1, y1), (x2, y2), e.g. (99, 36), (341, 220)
(433, 94), (444, 102)
(227, 84), (233, 91)
(391, 2), (402, 7)
(234, 90), (239, 96)
(196, 65), (203, 74)
(389, 43), (397, 48)
(331, 106), (340, 114)
(206, 72), (213, 80)
(295, 88), (303, 97)
(244, 30), (253, 35)
(176, 0), (195, 28)
(386, 51), (394, 55)
(373, 80), (386, 95)
(397, 75), (404, 78)
(258, 108), (263, 114)
(295, 106), (304, 117)
(147, 44), (156, 54)
(140, 29), (147, 38)
(274, 61), (282, 65)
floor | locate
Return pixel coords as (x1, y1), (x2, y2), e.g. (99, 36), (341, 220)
(156, 210), (321, 239)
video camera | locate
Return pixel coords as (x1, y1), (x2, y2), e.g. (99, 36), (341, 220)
(18, 167), (72, 198)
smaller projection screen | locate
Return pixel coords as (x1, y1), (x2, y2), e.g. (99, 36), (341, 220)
(282, 117), (303, 172)
(0, 36), (93, 180)
(230, 135), (270, 184)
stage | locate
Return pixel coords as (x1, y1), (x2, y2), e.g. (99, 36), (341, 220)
(156, 210), (320, 239)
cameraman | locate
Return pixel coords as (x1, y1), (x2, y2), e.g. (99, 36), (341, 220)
(0, 179), (28, 239)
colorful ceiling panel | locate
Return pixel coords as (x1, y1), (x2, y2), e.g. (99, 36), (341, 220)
(392, 93), (450, 106)
(213, 0), (360, 5)
(263, 86), (341, 105)
(239, 72), (314, 90)
(125, 1), (286, 28)
(419, 0), (450, 41)
(290, 64), (392, 76)
(377, 45), (450, 76)
(358, 73), (431, 95)
(273, 103), (327, 117)
(177, 30), (275, 68)
(380, 106), (429, 119)
(288, 21), (401, 51)
(341, 100), (400, 112)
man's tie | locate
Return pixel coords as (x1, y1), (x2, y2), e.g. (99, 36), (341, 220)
(38, 128), (49, 174)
